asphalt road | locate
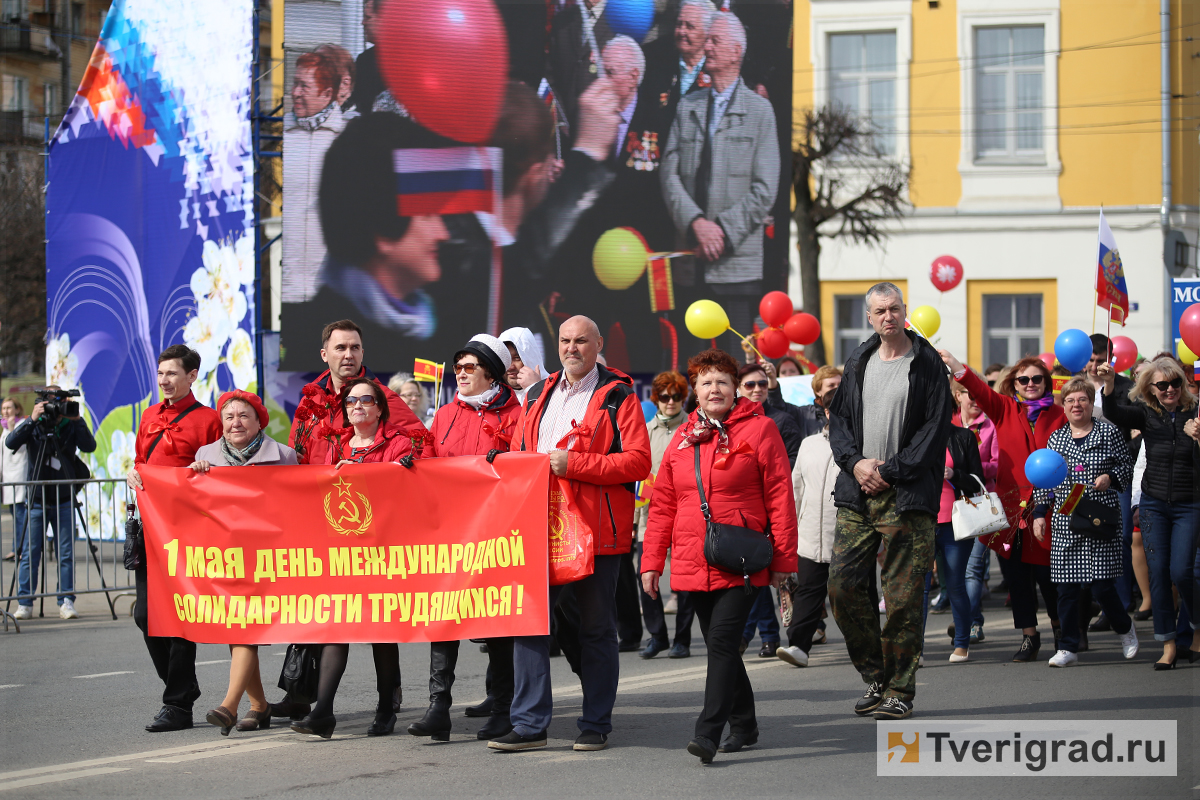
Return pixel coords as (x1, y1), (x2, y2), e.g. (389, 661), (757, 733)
(1, 578), (1196, 800)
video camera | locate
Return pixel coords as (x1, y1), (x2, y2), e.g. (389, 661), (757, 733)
(34, 387), (81, 426)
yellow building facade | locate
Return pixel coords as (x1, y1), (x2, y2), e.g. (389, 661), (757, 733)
(793, 0), (1199, 368)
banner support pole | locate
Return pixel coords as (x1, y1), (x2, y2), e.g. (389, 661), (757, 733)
(252, 0), (265, 401)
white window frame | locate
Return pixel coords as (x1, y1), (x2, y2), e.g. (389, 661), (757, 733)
(811, 0), (911, 169)
(827, 31), (899, 156)
(833, 294), (873, 365)
(983, 293), (1043, 366)
(957, 0), (1061, 211)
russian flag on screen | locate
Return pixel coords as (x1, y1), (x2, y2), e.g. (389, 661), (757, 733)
(394, 147), (502, 217)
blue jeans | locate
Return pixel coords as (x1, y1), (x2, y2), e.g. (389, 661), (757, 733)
(921, 525), (973, 649)
(9, 502), (28, 562)
(740, 584), (779, 644)
(510, 554), (620, 737)
(1114, 488), (1134, 608)
(965, 537), (989, 628)
(1138, 496), (1199, 642)
(18, 501), (75, 606)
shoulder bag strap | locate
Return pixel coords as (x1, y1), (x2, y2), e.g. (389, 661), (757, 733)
(145, 401), (202, 462)
(693, 445), (712, 522)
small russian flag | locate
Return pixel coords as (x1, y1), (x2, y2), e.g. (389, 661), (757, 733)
(393, 147), (502, 217)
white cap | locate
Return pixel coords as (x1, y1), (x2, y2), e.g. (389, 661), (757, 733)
(468, 333), (512, 375)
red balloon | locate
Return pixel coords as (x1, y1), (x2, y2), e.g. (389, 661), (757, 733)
(1038, 352), (1056, 371)
(783, 312), (821, 345)
(758, 291), (793, 328)
(930, 255), (964, 293)
(1180, 303), (1200, 356)
(757, 328), (790, 359)
(1110, 335), (1138, 373)
(378, 0), (508, 144)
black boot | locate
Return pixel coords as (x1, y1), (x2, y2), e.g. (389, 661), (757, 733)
(1012, 632), (1040, 662)
(476, 710), (513, 740)
(407, 641), (456, 741)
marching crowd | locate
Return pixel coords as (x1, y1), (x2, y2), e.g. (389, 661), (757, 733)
(5, 281), (1200, 764)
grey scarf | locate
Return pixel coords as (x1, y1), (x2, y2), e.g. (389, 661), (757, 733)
(220, 431), (265, 466)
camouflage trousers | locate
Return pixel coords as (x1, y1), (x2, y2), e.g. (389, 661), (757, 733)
(828, 489), (935, 704)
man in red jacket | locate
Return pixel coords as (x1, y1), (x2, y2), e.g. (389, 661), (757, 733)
(489, 316), (651, 753)
(126, 345), (222, 732)
(289, 319), (424, 464)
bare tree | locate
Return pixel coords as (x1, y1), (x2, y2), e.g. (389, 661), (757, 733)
(0, 147), (47, 375)
(792, 106), (908, 365)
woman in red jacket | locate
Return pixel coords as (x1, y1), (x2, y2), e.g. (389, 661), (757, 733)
(642, 349), (797, 763)
(939, 351), (1066, 662)
(291, 377), (415, 739)
(408, 335), (523, 742)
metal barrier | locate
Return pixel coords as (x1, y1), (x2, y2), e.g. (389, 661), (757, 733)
(1, 477), (137, 632)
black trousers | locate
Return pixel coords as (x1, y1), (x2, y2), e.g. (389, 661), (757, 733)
(636, 542), (694, 647)
(1057, 579), (1131, 653)
(786, 557), (830, 652)
(615, 550), (643, 645)
(1003, 555), (1059, 630)
(134, 568), (200, 711)
(692, 586), (759, 743)
(427, 637), (515, 711)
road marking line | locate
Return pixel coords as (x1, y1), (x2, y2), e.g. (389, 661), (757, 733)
(0, 767), (130, 792)
(195, 659), (231, 666)
(0, 734), (293, 781)
(73, 671), (135, 679)
(0, 685), (24, 690)
(145, 740), (293, 763)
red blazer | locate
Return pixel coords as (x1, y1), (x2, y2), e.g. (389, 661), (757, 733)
(322, 423), (415, 465)
(427, 385), (522, 458)
(642, 398), (798, 592)
(960, 370), (1066, 565)
(512, 366), (652, 556)
(135, 393), (221, 467)
(289, 366), (423, 465)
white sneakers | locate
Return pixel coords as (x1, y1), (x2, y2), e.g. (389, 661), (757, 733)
(948, 651), (970, 663)
(12, 605), (32, 620)
(59, 599), (78, 619)
(1048, 650), (1078, 667)
(776, 645), (809, 667)
(1119, 623), (1138, 659)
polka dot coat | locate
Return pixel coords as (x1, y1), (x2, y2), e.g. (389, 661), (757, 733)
(1033, 419), (1133, 584)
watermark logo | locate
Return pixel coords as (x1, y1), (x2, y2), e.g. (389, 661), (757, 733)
(877, 721), (1176, 776)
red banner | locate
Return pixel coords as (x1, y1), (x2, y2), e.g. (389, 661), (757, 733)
(137, 455), (550, 644)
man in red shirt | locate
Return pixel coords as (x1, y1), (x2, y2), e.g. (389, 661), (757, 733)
(289, 319), (424, 464)
(127, 345), (221, 732)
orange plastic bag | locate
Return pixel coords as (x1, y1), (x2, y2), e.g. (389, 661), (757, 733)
(548, 475), (594, 585)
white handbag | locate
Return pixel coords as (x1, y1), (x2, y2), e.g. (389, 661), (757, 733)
(950, 475), (1009, 541)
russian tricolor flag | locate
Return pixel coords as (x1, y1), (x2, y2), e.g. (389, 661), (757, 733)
(393, 147), (502, 217)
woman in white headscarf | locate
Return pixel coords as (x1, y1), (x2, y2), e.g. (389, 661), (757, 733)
(499, 327), (547, 403)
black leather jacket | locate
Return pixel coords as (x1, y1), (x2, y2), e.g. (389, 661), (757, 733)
(1102, 393), (1199, 504)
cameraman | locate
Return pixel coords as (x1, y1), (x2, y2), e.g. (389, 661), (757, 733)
(5, 385), (96, 620)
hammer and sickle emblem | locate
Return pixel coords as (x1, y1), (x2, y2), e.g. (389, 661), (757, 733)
(338, 498), (361, 526)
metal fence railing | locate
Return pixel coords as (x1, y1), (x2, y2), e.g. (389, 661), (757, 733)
(2, 477), (136, 632)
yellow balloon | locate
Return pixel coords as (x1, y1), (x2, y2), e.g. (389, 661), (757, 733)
(910, 305), (941, 339)
(685, 299), (730, 339)
(592, 227), (649, 291)
(1179, 339), (1197, 365)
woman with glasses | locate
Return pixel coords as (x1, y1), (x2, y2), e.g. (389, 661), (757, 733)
(635, 371), (696, 660)
(410, 335), (522, 741)
(1032, 378), (1138, 667)
(939, 352), (1065, 662)
(1098, 357), (1199, 669)
(291, 377), (417, 739)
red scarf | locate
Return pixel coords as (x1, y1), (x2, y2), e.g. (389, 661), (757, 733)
(677, 416), (753, 469)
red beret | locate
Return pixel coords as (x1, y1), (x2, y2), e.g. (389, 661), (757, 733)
(217, 390), (269, 427)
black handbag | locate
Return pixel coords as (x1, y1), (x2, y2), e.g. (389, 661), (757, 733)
(693, 446), (774, 593)
(1069, 496), (1121, 541)
(277, 643), (321, 704)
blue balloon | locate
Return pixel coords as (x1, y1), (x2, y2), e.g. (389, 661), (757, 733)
(1054, 328), (1093, 373)
(1025, 448), (1067, 489)
(607, 0), (654, 42)
(641, 399), (657, 422)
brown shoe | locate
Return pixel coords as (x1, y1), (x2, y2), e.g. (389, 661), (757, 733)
(235, 707), (272, 732)
(205, 705), (236, 735)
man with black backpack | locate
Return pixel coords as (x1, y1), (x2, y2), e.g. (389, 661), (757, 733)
(126, 345), (221, 732)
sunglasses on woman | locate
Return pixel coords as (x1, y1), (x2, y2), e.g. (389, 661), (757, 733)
(741, 380), (769, 390)
(1015, 375), (1045, 386)
(659, 393), (684, 403)
(1151, 377), (1183, 391)
(346, 394), (377, 407)
(453, 363), (482, 375)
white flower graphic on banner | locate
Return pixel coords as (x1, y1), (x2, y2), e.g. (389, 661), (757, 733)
(46, 334), (80, 390)
(226, 328), (256, 390)
(107, 430), (138, 480)
(185, 234), (255, 393)
(194, 239), (249, 325)
(83, 469), (119, 540)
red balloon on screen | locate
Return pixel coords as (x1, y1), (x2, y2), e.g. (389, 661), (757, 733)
(783, 312), (821, 345)
(1180, 303), (1200, 356)
(930, 255), (963, 293)
(758, 291), (793, 328)
(1110, 336), (1138, 373)
(757, 328), (790, 359)
(378, 0), (508, 144)
(1038, 352), (1056, 371)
